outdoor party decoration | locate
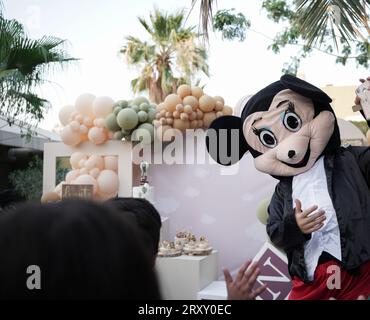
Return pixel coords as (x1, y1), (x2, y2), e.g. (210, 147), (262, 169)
(153, 84), (232, 140)
(104, 96), (156, 143)
(50, 152), (119, 201)
(58, 93), (114, 146)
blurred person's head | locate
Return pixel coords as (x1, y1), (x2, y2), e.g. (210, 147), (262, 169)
(107, 198), (161, 264)
(0, 200), (161, 299)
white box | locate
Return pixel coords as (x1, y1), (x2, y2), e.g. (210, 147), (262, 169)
(155, 251), (218, 300)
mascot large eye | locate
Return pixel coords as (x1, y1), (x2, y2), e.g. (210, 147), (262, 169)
(258, 129), (277, 148)
(283, 111), (302, 132)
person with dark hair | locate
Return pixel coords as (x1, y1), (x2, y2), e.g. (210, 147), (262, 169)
(0, 200), (161, 300)
(107, 197), (161, 266)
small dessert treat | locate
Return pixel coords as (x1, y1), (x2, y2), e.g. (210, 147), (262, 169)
(157, 240), (182, 257)
(183, 235), (213, 256)
(174, 230), (189, 247)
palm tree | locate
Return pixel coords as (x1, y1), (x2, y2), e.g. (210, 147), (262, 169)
(195, 0), (369, 47)
(120, 9), (209, 103)
(0, 2), (76, 133)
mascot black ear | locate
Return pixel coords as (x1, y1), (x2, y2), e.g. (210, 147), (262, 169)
(205, 115), (249, 166)
(281, 74), (332, 105)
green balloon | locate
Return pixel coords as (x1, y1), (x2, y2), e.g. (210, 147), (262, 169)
(113, 131), (124, 140)
(105, 113), (121, 132)
(133, 96), (149, 106)
(132, 123), (154, 143)
(147, 109), (156, 123)
(113, 106), (122, 116)
(130, 104), (140, 113)
(121, 128), (132, 135)
(138, 110), (148, 123)
(118, 100), (129, 108)
(256, 197), (271, 225)
(150, 103), (157, 109)
(117, 108), (139, 130)
(140, 102), (149, 112)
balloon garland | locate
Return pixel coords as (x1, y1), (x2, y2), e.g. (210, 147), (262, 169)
(153, 85), (232, 140)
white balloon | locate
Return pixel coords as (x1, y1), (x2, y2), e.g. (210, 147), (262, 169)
(59, 105), (75, 126)
(93, 96), (114, 118)
(75, 93), (95, 117)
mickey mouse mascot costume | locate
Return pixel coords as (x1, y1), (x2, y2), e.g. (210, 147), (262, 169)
(206, 75), (370, 300)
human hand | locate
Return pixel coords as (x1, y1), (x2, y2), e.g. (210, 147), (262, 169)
(223, 260), (267, 300)
(294, 199), (326, 234)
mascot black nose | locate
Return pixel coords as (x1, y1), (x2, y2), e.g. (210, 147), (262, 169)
(288, 150), (296, 158)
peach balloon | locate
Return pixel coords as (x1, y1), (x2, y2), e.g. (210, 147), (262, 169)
(164, 94), (182, 112)
(70, 152), (87, 169)
(104, 156), (118, 172)
(70, 120), (80, 131)
(89, 168), (100, 179)
(79, 159), (86, 168)
(89, 155), (104, 170)
(79, 124), (88, 135)
(73, 174), (98, 194)
(222, 106), (233, 115)
(60, 125), (81, 146)
(191, 86), (203, 99)
(79, 168), (89, 175)
(83, 116), (93, 127)
(183, 96), (198, 109)
(84, 157), (96, 170)
(199, 95), (216, 112)
(203, 112), (217, 127)
(75, 93), (95, 117)
(88, 127), (106, 145)
(95, 118), (105, 128)
(59, 105), (75, 126)
(80, 134), (89, 142)
(75, 114), (84, 124)
(214, 96), (225, 106)
(54, 181), (64, 196)
(173, 119), (190, 131)
(177, 84), (192, 98)
(93, 96), (114, 118)
(41, 192), (60, 203)
(65, 169), (80, 183)
(97, 170), (119, 195)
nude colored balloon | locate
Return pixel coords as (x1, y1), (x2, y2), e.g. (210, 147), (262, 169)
(65, 169), (80, 183)
(75, 93), (95, 117)
(191, 87), (203, 99)
(79, 159), (86, 168)
(83, 116), (93, 127)
(54, 181), (64, 196)
(164, 94), (182, 112)
(73, 174), (98, 194)
(70, 120), (80, 131)
(104, 156), (118, 172)
(177, 84), (192, 98)
(79, 125), (88, 135)
(222, 106), (233, 115)
(89, 155), (104, 170)
(199, 95), (216, 112)
(96, 190), (117, 201)
(75, 114), (83, 124)
(93, 96), (114, 118)
(173, 119), (190, 131)
(183, 96), (198, 110)
(88, 127), (106, 145)
(97, 170), (119, 195)
(60, 125), (81, 146)
(70, 152), (87, 169)
(203, 112), (217, 128)
(84, 157), (96, 170)
(89, 168), (100, 179)
(41, 192), (61, 203)
(59, 105), (75, 126)
(79, 168), (89, 175)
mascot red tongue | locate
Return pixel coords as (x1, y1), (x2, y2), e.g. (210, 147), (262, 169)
(206, 75), (370, 300)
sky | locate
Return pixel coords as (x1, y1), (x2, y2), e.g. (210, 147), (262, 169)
(2, 0), (368, 130)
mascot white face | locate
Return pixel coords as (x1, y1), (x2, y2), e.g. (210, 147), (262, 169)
(242, 89), (335, 176)
(206, 75), (340, 177)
